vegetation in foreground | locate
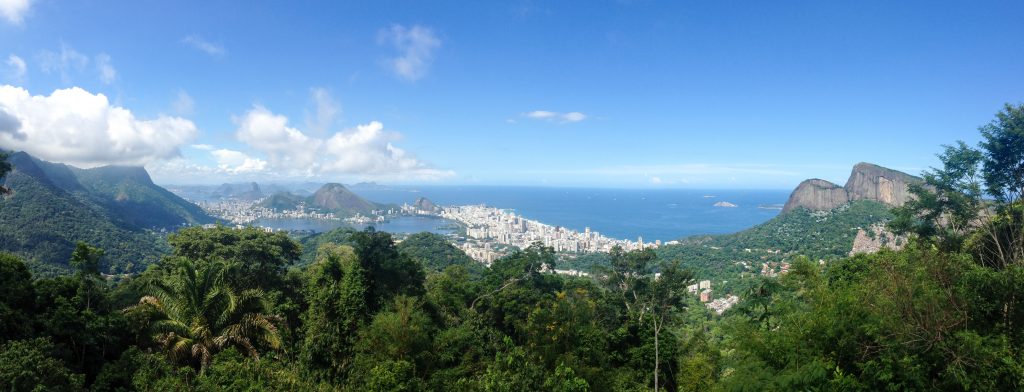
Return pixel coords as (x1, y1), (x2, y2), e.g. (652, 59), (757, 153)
(0, 104), (1023, 391)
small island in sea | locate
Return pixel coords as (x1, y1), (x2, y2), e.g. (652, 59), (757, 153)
(713, 201), (739, 208)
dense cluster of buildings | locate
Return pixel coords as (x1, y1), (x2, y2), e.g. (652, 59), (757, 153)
(196, 199), (340, 225)
(436, 204), (655, 256)
(196, 198), (385, 226)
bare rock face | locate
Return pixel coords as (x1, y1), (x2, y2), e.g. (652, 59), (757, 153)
(782, 163), (921, 214)
(781, 179), (849, 213)
(850, 224), (905, 255)
(844, 163), (918, 207)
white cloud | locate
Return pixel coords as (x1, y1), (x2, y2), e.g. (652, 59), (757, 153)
(0, 105), (24, 140)
(305, 87), (340, 133)
(378, 24), (441, 81)
(0, 85), (197, 167)
(234, 105), (451, 180)
(37, 44), (89, 83)
(523, 110), (588, 123)
(210, 148), (267, 174)
(172, 90), (195, 116)
(0, 0), (32, 25)
(95, 53), (116, 84)
(181, 35), (225, 57)
(146, 157), (216, 182)
(235, 105), (322, 172)
(562, 112), (586, 122)
(5, 54), (26, 82)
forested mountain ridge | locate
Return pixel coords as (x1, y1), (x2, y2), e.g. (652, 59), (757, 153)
(0, 151), (210, 275)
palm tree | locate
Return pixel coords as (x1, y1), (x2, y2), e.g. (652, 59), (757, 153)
(132, 258), (282, 373)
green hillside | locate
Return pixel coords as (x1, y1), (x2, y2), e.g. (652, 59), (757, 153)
(654, 200), (893, 285)
(72, 165), (213, 229)
(0, 152), (211, 275)
(259, 191), (306, 211)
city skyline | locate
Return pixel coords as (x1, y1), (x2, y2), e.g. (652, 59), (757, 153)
(1, 1), (1022, 188)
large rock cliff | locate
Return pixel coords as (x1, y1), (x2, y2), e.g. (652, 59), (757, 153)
(781, 179), (849, 213)
(781, 162), (920, 213)
(844, 162), (918, 206)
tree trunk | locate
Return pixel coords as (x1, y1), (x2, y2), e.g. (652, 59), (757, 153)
(653, 317), (660, 392)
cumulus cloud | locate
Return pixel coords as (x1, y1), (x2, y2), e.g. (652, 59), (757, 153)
(181, 35), (225, 57)
(305, 87), (340, 133)
(523, 110), (588, 123)
(235, 106), (322, 172)
(234, 105), (451, 180)
(0, 106), (24, 140)
(0, 85), (198, 167)
(37, 44), (89, 83)
(0, 0), (32, 25)
(378, 24), (441, 81)
(210, 148), (267, 174)
(4, 54), (25, 82)
(95, 53), (116, 84)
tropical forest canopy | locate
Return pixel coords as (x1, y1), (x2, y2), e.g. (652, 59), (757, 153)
(1, 103), (1024, 391)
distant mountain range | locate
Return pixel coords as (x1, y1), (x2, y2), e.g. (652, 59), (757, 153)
(166, 182), (320, 202)
(168, 181), (395, 202)
(0, 151), (214, 275)
(259, 183), (391, 217)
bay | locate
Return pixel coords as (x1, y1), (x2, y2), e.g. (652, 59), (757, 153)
(351, 186), (790, 242)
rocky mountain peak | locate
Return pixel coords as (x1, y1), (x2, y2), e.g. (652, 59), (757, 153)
(781, 163), (921, 214)
(844, 162), (919, 206)
(413, 196), (440, 212)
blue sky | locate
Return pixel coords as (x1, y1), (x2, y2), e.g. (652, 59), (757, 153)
(0, 1), (1021, 188)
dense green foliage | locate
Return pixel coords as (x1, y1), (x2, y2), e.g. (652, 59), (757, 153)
(71, 165), (213, 229)
(0, 151), (11, 195)
(0, 152), (216, 276)
(298, 226), (360, 265)
(397, 232), (484, 275)
(1, 104), (1024, 391)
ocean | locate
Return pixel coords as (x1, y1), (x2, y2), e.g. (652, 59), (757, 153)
(351, 186), (790, 242)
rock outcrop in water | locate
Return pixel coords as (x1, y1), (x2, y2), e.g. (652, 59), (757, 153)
(781, 162), (920, 213)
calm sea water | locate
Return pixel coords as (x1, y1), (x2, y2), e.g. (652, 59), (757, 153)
(351, 186), (790, 242)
